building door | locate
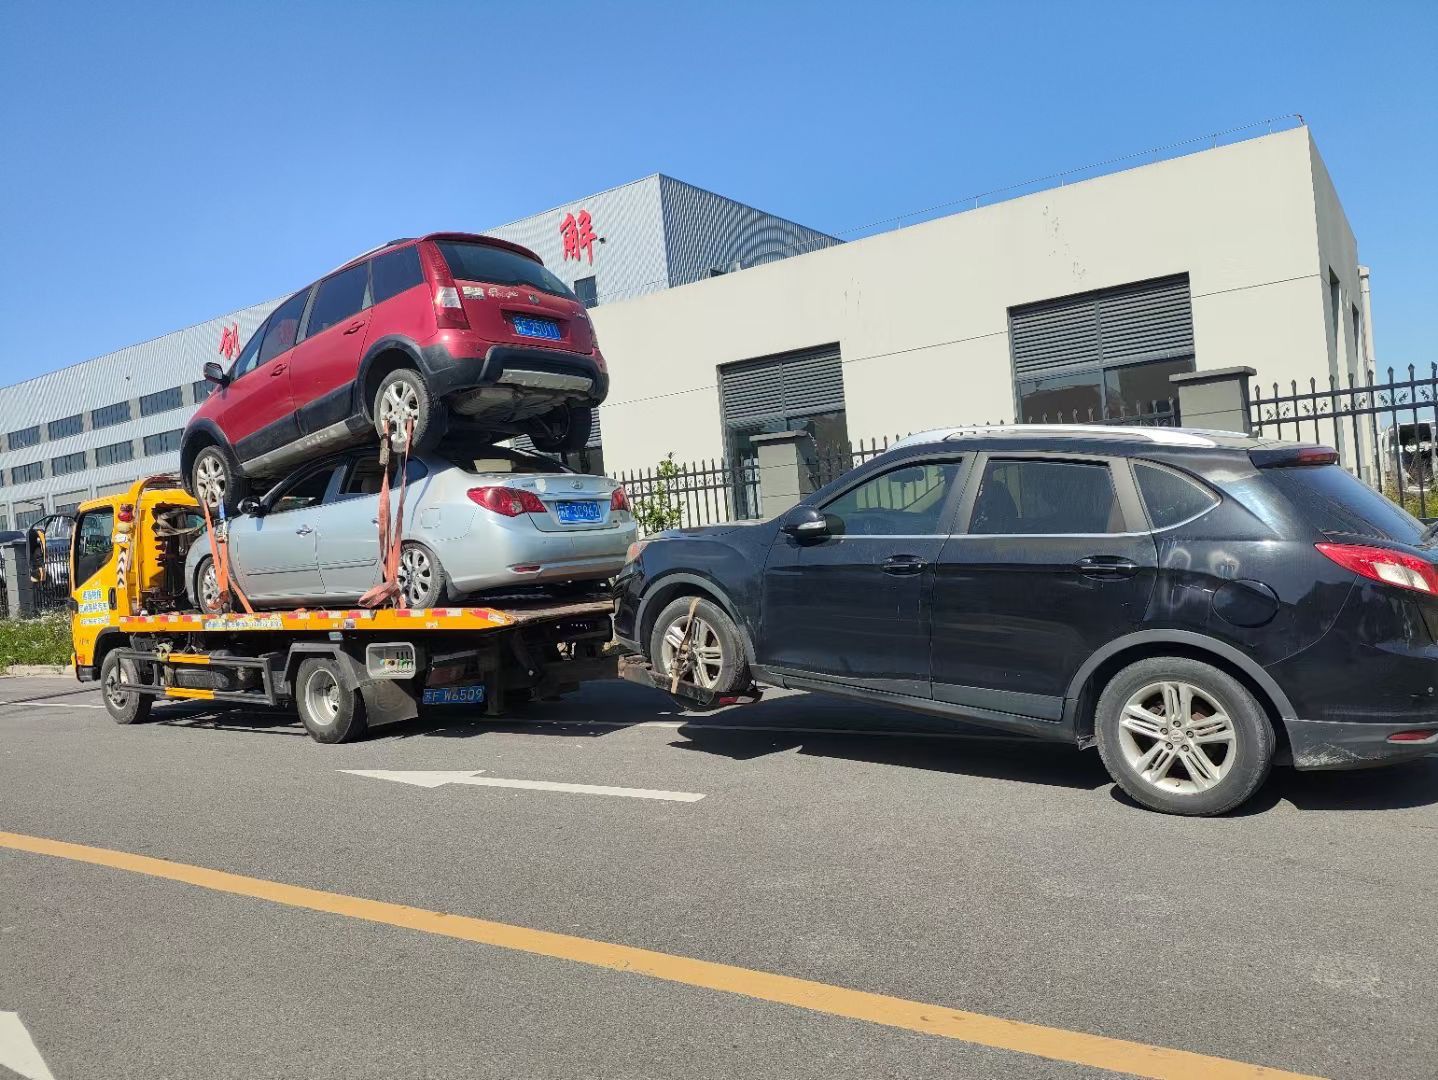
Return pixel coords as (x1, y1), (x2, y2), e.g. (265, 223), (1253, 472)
(1010, 274), (1196, 425)
(719, 346), (848, 515)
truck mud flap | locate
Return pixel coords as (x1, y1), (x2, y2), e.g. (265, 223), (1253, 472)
(617, 654), (762, 712)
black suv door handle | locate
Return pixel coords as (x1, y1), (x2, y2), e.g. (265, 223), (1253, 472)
(1074, 555), (1139, 578)
(882, 554), (927, 577)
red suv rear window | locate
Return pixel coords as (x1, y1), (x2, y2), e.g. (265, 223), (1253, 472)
(434, 241), (575, 301)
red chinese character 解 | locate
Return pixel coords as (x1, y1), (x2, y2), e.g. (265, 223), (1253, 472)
(218, 322), (241, 361)
(560, 209), (597, 264)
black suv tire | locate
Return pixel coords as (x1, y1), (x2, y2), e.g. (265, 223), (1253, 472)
(649, 596), (751, 696)
(530, 406), (593, 454)
(1095, 656), (1275, 816)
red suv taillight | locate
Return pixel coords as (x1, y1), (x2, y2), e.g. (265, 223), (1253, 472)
(468, 486), (545, 517)
(1315, 542), (1438, 595)
(610, 486), (630, 512)
(418, 241), (470, 331)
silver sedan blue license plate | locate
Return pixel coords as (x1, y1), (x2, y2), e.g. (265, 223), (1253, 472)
(556, 500), (604, 524)
(422, 685), (487, 706)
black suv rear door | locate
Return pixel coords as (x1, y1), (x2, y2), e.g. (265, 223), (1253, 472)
(929, 452), (1158, 721)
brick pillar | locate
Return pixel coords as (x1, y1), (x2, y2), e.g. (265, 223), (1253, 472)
(1169, 366), (1257, 434)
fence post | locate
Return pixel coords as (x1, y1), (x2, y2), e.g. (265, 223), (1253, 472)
(750, 431), (817, 518)
(1168, 366), (1257, 434)
(0, 539), (36, 618)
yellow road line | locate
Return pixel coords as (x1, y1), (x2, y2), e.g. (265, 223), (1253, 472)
(0, 830), (1322, 1080)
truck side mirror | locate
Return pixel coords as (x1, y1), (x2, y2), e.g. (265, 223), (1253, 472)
(780, 504), (829, 539)
(203, 361), (230, 387)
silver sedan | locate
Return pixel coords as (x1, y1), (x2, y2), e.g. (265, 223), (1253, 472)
(185, 446), (636, 611)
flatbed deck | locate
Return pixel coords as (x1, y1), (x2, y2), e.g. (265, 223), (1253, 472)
(118, 598), (613, 635)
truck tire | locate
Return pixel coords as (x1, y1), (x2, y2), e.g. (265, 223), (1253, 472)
(649, 595), (751, 696)
(1094, 656), (1275, 816)
(101, 650), (152, 725)
(190, 443), (248, 515)
(294, 657), (368, 744)
(374, 368), (443, 453)
(530, 406), (593, 454)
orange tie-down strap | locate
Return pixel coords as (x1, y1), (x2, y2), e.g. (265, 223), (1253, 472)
(200, 496), (255, 615)
(359, 416), (415, 610)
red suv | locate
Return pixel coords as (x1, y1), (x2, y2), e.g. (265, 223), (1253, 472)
(183, 233), (607, 509)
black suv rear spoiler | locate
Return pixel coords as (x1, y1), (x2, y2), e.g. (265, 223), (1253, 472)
(1249, 446), (1339, 468)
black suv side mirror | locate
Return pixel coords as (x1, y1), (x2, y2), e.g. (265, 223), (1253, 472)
(780, 504), (829, 539)
(237, 497), (264, 517)
(203, 361), (230, 387)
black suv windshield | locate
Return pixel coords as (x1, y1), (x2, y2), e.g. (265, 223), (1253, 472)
(1266, 464), (1426, 544)
(435, 241), (576, 301)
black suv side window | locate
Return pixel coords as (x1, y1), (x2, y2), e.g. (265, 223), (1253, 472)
(371, 245), (424, 305)
(257, 289), (310, 367)
(971, 459), (1123, 535)
(821, 462), (962, 536)
(1133, 462), (1218, 529)
(306, 262), (371, 338)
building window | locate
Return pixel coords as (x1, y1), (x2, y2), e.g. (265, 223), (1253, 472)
(139, 387), (184, 416)
(51, 451), (88, 477)
(54, 497), (84, 516)
(7, 426), (40, 451)
(48, 414), (84, 440)
(96, 440), (134, 467)
(92, 401), (132, 429)
(16, 507), (44, 529)
(143, 429), (183, 456)
(193, 379), (214, 404)
(1009, 274), (1195, 424)
(573, 276), (598, 309)
(11, 462), (44, 484)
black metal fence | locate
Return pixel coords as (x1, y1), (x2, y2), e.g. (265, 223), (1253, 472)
(1020, 397), (1181, 428)
(615, 456), (761, 535)
(1251, 365), (1438, 519)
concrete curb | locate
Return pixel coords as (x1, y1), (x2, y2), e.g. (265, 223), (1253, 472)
(2, 665), (76, 677)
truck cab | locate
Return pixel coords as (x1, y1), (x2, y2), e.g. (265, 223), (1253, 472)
(63, 475), (204, 680)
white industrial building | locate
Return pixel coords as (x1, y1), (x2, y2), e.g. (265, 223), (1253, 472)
(0, 122), (1365, 527)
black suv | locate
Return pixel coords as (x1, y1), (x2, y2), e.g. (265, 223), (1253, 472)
(615, 426), (1438, 815)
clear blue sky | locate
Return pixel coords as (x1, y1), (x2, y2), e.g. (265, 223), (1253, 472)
(1, 1), (1434, 385)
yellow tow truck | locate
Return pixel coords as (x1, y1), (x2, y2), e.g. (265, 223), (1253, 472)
(61, 475), (615, 741)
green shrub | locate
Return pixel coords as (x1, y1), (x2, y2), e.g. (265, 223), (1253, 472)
(0, 613), (73, 668)
(632, 452), (686, 534)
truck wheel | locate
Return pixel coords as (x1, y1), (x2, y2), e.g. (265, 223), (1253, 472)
(649, 596), (750, 695)
(294, 658), (368, 743)
(191, 443), (248, 515)
(1094, 656), (1275, 816)
(375, 369), (443, 453)
(530, 406), (593, 454)
(193, 557), (230, 616)
(101, 650), (151, 725)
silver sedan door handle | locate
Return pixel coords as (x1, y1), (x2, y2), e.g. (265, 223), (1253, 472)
(295, 524), (314, 536)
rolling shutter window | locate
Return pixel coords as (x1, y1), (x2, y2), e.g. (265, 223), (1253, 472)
(719, 346), (844, 425)
(1009, 274), (1194, 379)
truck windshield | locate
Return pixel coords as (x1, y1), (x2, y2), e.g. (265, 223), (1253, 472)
(1265, 464), (1426, 543)
(434, 241), (576, 301)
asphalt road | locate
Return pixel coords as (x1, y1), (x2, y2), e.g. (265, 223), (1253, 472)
(1, 674), (1436, 1080)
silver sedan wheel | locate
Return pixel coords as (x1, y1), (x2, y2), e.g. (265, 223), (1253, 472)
(194, 451), (226, 509)
(660, 615), (723, 689)
(378, 380), (420, 448)
(199, 562), (224, 614)
(304, 666), (342, 729)
(397, 546), (434, 608)
(1117, 680), (1237, 795)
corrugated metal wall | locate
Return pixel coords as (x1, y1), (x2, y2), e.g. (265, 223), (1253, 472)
(659, 176), (840, 288)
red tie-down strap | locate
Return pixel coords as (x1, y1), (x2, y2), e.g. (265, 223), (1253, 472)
(359, 417), (416, 609)
(199, 496), (255, 615)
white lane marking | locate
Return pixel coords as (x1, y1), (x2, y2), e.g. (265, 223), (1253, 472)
(488, 718), (1033, 742)
(0, 701), (105, 710)
(0, 1011), (55, 1080)
(343, 769), (705, 803)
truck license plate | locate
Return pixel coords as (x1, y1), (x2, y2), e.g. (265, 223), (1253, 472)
(422, 685), (487, 706)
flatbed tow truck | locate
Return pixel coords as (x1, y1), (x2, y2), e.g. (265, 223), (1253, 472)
(59, 474), (747, 742)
